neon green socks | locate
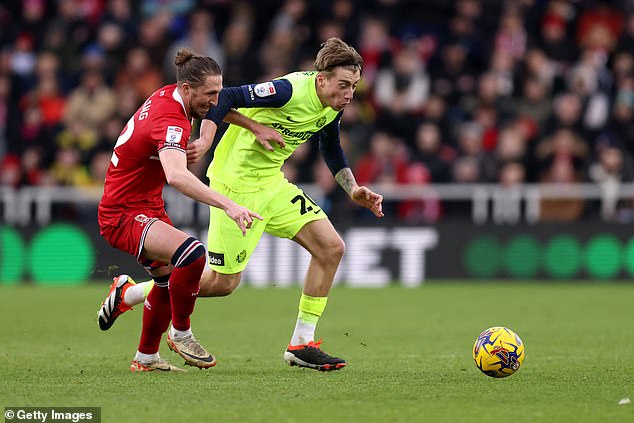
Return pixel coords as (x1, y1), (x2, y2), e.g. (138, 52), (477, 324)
(290, 293), (328, 346)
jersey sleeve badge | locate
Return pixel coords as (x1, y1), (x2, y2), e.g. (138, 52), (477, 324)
(164, 126), (184, 147)
(254, 82), (276, 97)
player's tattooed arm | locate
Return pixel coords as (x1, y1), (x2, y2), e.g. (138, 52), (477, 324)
(335, 167), (358, 195)
(336, 168), (384, 218)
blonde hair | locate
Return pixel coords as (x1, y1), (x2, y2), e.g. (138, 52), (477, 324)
(314, 37), (363, 74)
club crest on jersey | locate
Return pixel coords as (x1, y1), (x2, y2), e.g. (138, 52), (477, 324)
(254, 82), (276, 97)
(236, 249), (247, 263)
(134, 214), (150, 225)
(165, 126), (183, 147)
(316, 116), (327, 128)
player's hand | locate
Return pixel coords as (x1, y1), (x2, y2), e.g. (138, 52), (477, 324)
(351, 186), (384, 218)
(225, 203), (263, 236)
(187, 137), (213, 164)
(253, 125), (285, 152)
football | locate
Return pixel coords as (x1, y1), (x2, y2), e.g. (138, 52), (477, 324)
(473, 326), (524, 378)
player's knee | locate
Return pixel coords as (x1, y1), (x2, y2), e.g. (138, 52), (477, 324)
(171, 237), (206, 268)
(333, 237), (346, 259)
(200, 272), (241, 297)
(316, 236), (345, 265)
(213, 280), (238, 297)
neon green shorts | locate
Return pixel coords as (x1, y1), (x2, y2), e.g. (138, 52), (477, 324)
(207, 178), (328, 274)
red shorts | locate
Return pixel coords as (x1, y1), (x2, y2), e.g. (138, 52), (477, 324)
(99, 208), (173, 268)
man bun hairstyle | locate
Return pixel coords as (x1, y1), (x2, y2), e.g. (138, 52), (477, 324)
(314, 37), (363, 74)
(174, 47), (221, 87)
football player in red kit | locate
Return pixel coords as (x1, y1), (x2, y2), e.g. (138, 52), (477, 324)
(98, 48), (262, 372)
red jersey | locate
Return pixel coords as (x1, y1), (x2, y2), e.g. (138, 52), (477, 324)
(98, 84), (192, 226)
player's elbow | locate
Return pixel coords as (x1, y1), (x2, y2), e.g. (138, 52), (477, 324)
(164, 169), (187, 188)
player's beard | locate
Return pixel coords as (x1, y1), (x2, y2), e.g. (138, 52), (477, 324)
(191, 104), (210, 120)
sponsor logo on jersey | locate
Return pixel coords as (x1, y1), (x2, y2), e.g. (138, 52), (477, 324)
(270, 123), (315, 141)
(165, 126), (183, 147)
(316, 116), (327, 128)
(209, 251), (225, 266)
(254, 82), (276, 97)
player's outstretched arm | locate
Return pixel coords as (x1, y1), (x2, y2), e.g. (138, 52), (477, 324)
(160, 148), (262, 234)
(187, 114), (285, 164)
(335, 168), (384, 218)
(224, 110), (285, 151)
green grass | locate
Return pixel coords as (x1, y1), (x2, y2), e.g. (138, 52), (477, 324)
(1, 283), (633, 422)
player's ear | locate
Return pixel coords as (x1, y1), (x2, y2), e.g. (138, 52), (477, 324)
(181, 82), (191, 96)
(316, 73), (326, 88)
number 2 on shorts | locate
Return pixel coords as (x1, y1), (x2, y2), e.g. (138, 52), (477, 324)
(291, 194), (321, 215)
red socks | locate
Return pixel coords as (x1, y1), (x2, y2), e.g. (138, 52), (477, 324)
(138, 285), (171, 354)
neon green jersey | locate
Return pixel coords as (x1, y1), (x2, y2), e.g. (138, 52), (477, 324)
(207, 71), (341, 192)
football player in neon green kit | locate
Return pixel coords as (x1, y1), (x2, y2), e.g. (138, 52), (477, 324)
(99, 38), (383, 371)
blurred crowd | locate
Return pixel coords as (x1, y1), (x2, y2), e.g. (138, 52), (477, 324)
(0, 0), (633, 222)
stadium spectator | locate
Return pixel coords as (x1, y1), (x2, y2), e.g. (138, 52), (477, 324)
(536, 2), (577, 66)
(115, 47), (163, 100)
(513, 76), (553, 129)
(20, 70), (65, 129)
(576, 0), (624, 53)
(101, 0), (138, 43)
(354, 131), (409, 186)
(49, 147), (91, 187)
(396, 161), (440, 224)
(63, 69), (117, 138)
(136, 14), (172, 68)
(9, 33), (37, 81)
(374, 46), (430, 139)
(429, 41), (477, 110)
(0, 154), (21, 188)
(20, 146), (50, 186)
(221, 16), (259, 86)
(411, 122), (453, 183)
(454, 121), (486, 181)
(453, 156), (481, 184)
(589, 141), (634, 221)
(545, 92), (585, 136)
(484, 125), (528, 183)
(494, 9), (527, 61)
(88, 150), (112, 186)
(163, 9), (224, 81)
(536, 128), (588, 221)
(357, 16), (392, 85)
(522, 48), (557, 88)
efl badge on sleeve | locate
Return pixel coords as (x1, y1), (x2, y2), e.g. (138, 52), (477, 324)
(165, 126), (183, 147)
(254, 82), (276, 97)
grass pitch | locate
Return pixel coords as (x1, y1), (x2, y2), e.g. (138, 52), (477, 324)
(1, 282), (633, 422)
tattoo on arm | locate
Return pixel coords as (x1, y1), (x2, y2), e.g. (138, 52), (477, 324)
(335, 168), (358, 195)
